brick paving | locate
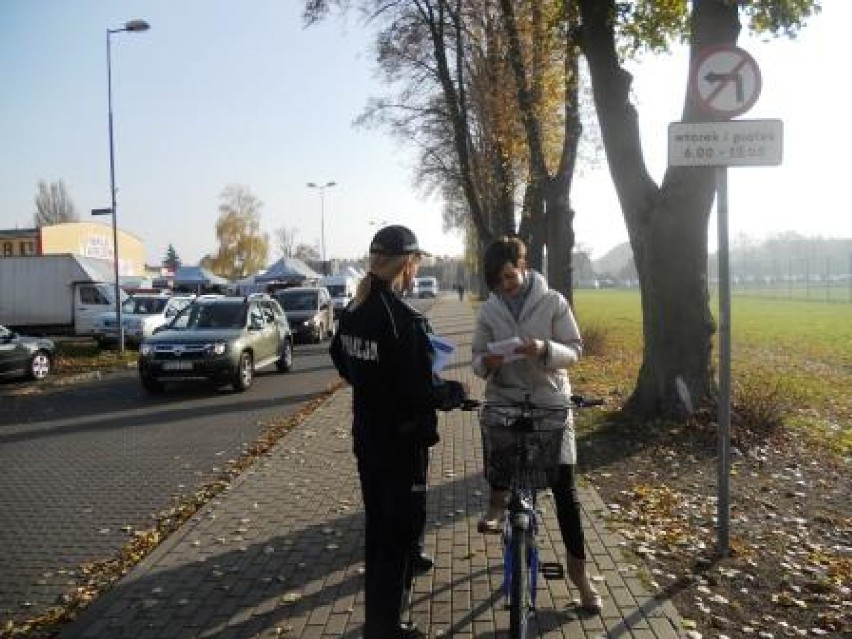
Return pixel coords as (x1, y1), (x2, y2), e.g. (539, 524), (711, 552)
(62, 297), (686, 638)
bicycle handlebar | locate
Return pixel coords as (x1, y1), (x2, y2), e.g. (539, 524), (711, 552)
(458, 395), (603, 411)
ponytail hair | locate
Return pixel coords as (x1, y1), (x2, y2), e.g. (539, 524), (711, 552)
(351, 253), (415, 309)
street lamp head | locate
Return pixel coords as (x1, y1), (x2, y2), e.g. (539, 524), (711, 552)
(307, 182), (317, 188)
(325, 181), (337, 188)
(124, 19), (150, 32)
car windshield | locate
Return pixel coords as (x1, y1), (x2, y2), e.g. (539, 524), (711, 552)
(277, 291), (318, 311)
(173, 303), (246, 329)
(123, 298), (169, 314)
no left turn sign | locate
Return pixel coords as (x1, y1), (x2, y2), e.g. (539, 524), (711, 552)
(690, 45), (762, 118)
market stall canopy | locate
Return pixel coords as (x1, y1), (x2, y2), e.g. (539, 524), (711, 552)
(254, 258), (321, 284)
(172, 266), (229, 293)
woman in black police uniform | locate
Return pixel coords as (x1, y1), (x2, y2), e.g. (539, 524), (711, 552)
(330, 225), (465, 639)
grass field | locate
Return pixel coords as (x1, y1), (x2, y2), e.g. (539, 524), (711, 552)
(572, 289), (852, 453)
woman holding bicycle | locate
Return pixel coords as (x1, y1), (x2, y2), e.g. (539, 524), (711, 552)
(330, 224), (467, 639)
(471, 236), (602, 613)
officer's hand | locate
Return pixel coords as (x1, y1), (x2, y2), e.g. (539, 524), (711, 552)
(436, 379), (467, 411)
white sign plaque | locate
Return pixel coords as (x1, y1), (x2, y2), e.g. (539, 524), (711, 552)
(668, 119), (783, 167)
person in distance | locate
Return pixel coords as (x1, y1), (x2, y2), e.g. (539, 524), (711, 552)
(330, 224), (467, 639)
(471, 235), (602, 613)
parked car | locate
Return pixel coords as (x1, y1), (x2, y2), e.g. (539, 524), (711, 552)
(137, 295), (293, 394)
(93, 293), (195, 348)
(413, 276), (439, 298)
(273, 286), (335, 343)
(0, 324), (56, 381)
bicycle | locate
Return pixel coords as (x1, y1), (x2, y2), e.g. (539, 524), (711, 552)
(467, 394), (603, 638)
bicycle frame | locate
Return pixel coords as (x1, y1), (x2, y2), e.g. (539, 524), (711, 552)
(503, 485), (540, 637)
(472, 395), (602, 638)
(488, 403), (564, 638)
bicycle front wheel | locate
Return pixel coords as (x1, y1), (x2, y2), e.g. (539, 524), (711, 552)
(509, 528), (530, 638)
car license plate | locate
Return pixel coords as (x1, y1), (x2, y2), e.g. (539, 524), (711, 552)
(163, 361), (193, 371)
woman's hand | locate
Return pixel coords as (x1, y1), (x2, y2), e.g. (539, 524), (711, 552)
(482, 354), (504, 371)
(514, 337), (545, 358)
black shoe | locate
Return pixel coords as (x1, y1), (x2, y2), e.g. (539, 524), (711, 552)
(411, 551), (433, 574)
(398, 621), (424, 638)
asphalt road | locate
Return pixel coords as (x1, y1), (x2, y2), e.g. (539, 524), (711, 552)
(0, 297), (436, 627)
(0, 338), (341, 626)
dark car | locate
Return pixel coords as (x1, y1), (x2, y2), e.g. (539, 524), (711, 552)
(273, 287), (335, 343)
(0, 324), (56, 381)
(137, 295), (293, 393)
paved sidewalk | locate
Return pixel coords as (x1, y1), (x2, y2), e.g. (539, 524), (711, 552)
(62, 297), (685, 639)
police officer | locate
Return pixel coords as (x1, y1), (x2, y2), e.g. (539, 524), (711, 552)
(330, 225), (466, 639)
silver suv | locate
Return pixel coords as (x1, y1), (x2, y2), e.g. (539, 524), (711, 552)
(138, 295), (293, 393)
(94, 294), (195, 348)
(273, 286), (335, 343)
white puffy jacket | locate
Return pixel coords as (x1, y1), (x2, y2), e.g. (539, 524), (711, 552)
(472, 270), (583, 465)
(472, 269), (582, 402)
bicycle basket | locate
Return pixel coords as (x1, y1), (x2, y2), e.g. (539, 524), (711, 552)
(480, 406), (568, 489)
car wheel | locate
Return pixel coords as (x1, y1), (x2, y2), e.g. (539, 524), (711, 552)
(28, 350), (52, 380)
(276, 340), (293, 373)
(140, 374), (164, 394)
(232, 351), (253, 391)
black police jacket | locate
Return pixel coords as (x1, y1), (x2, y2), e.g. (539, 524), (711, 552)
(329, 275), (465, 464)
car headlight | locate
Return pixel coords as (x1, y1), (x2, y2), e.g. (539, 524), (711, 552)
(205, 341), (227, 356)
(140, 344), (153, 356)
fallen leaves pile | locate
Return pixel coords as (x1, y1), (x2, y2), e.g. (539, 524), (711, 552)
(2, 382), (342, 638)
(583, 415), (851, 638)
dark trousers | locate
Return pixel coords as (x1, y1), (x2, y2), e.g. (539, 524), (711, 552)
(551, 464), (586, 560)
(357, 447), (428, 638)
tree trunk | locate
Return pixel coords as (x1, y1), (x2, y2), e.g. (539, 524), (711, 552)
(630, 174), (716, 418)
(548, 39), (582, 305)
(578, 0), (740, 419)
(425, 0), (491, 243)
(519, 183), (545, 271)
(544, 180), (574, 303)
(498, 0), (580, 299)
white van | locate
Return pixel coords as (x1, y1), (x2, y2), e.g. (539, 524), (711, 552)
(413, 276), (439, 298)
(318, 275), (359, 317)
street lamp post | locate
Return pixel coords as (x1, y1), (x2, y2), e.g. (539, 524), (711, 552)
(306, 181), (337, 275)
(94, 18), (149, 354)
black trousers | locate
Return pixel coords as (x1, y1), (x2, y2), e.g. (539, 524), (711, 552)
(357, 447), (428, 638)
(551, 464), (586, 560)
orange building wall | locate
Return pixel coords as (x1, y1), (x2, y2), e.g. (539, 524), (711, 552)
(38, 222), (145, 276)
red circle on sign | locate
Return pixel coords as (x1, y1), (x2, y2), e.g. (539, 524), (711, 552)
(690, 45), (762, 118)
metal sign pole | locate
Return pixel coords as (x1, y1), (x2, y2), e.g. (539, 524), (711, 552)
(716, 166), (731, 557)
(670, 44), (781, 559)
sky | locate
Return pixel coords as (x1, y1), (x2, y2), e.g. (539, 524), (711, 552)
(0, 1), (848, 267)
